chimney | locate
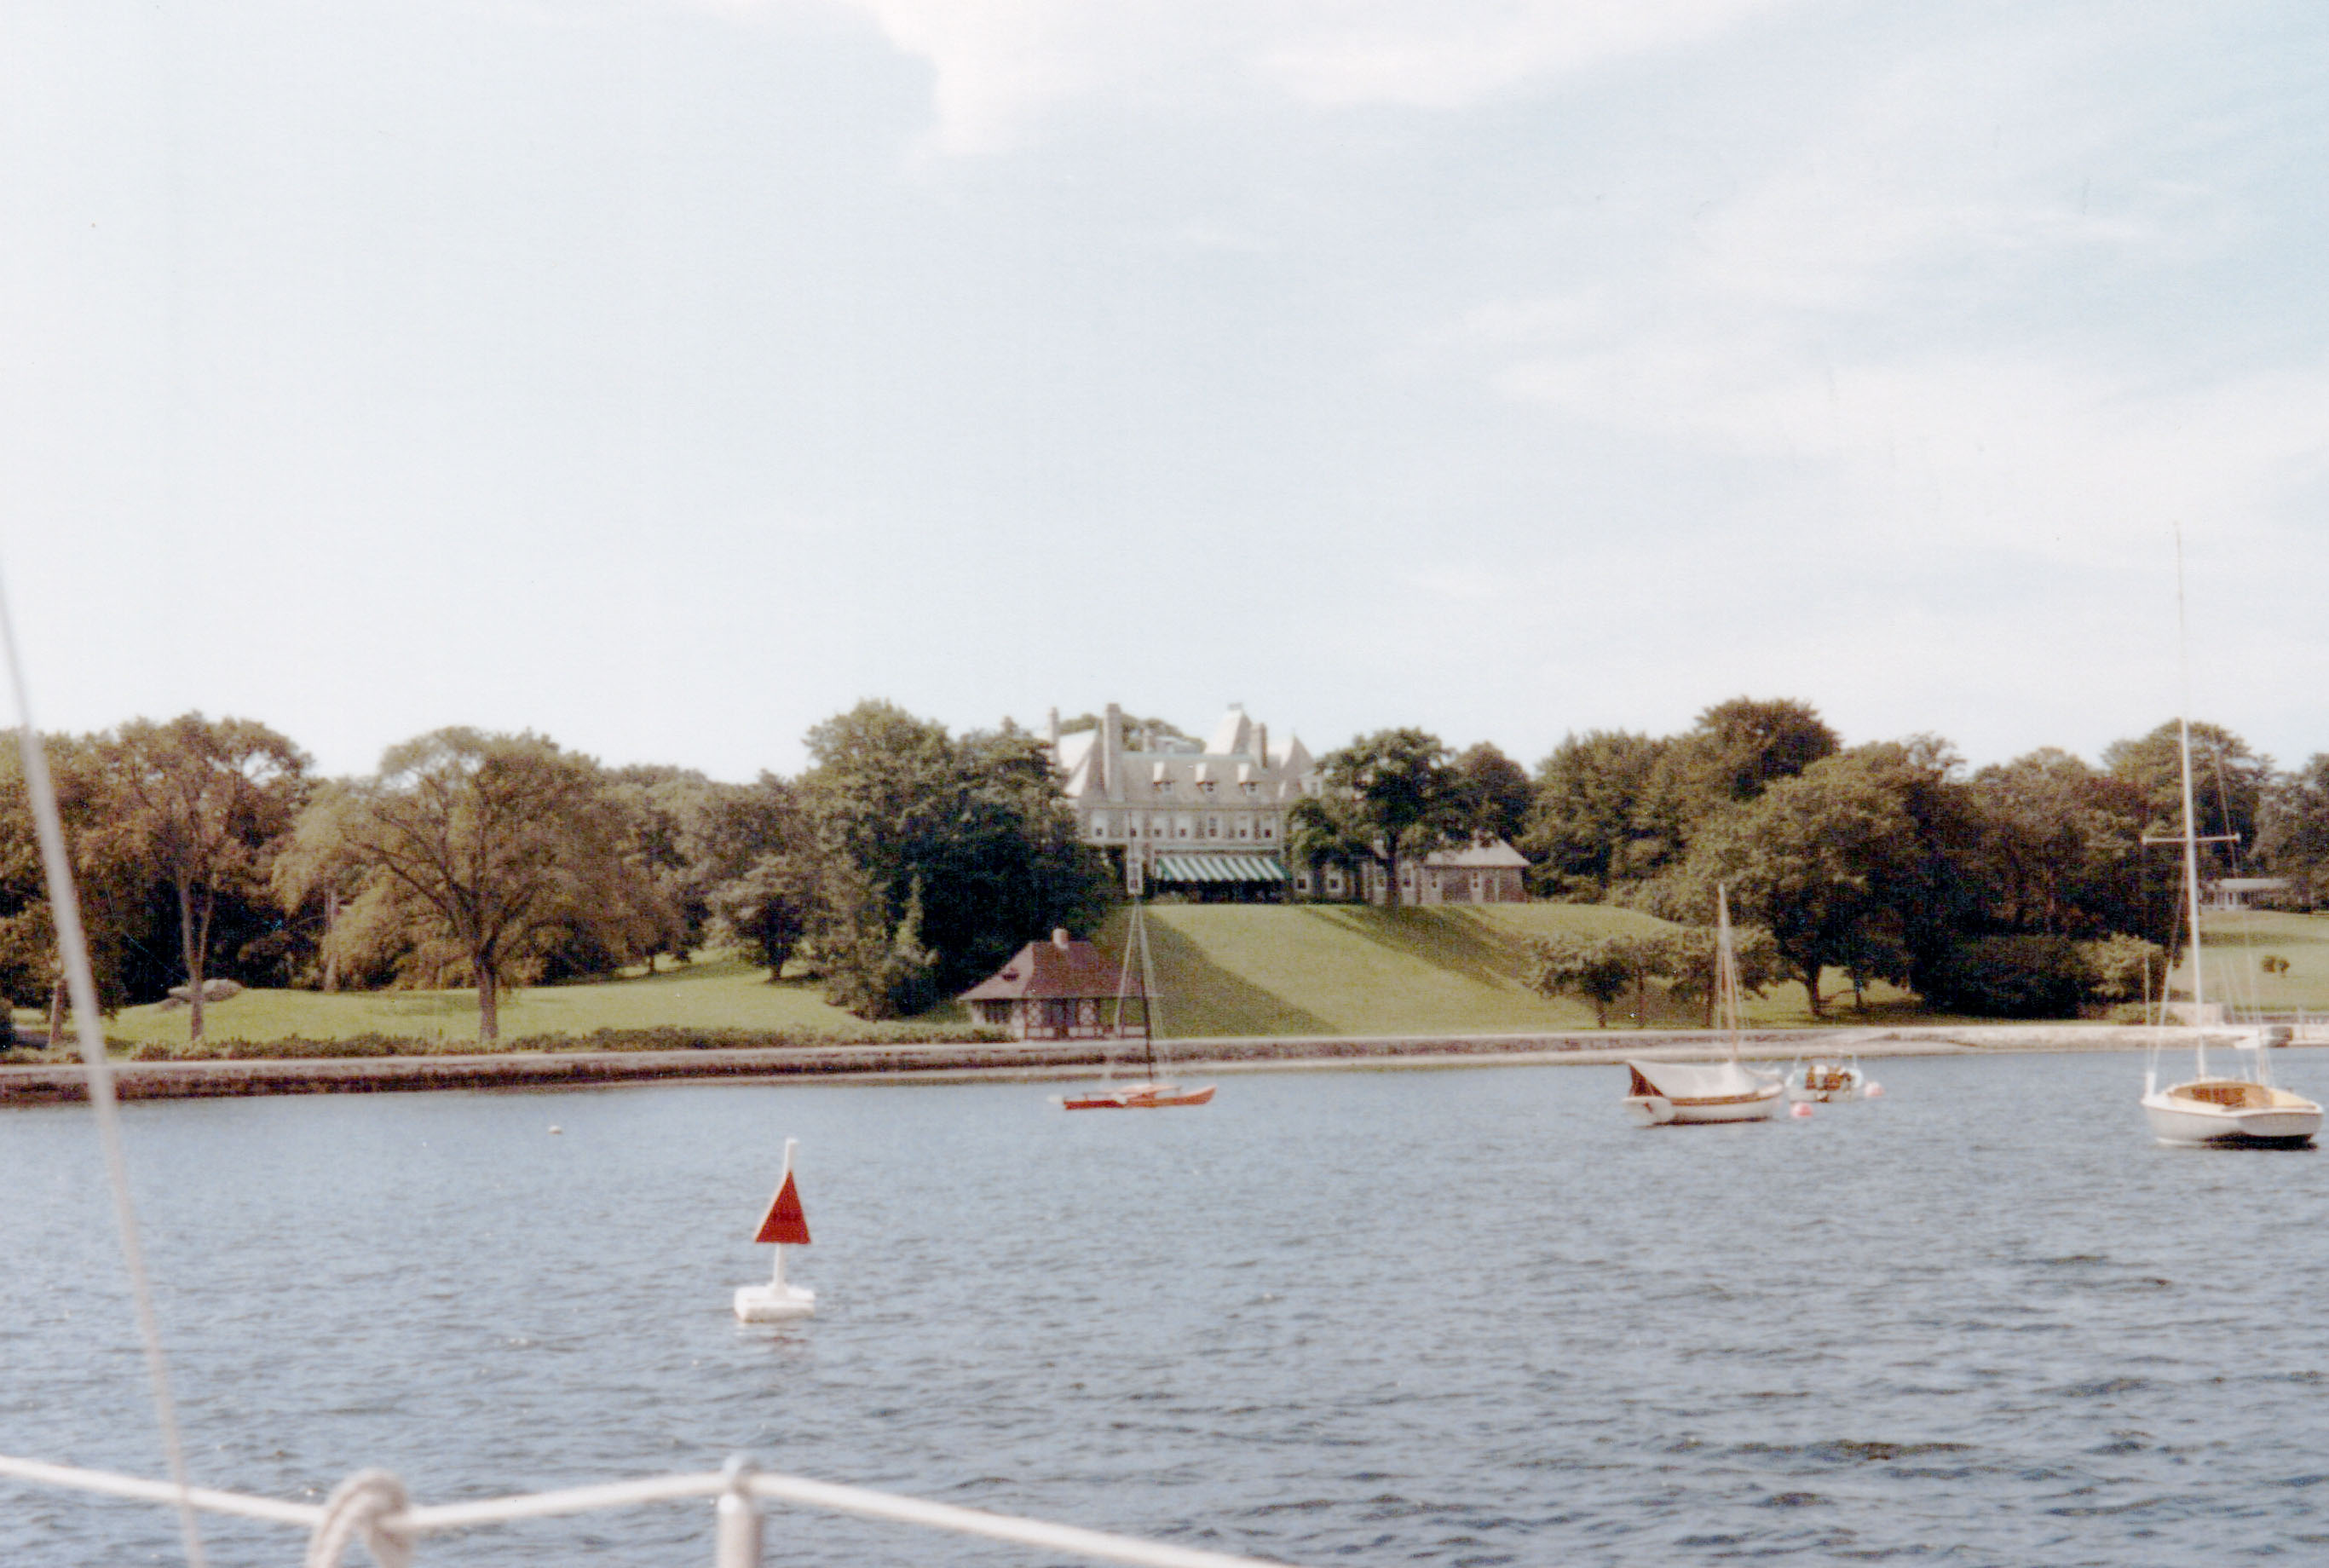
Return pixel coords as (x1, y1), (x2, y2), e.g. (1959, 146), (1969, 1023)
(1103, 703), (1125, 803)
(1046, 706), (1060, 757)
(1254, 721), (1270, 767)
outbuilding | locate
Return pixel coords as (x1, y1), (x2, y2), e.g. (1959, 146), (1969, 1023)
(958, 929), (1148, 1041)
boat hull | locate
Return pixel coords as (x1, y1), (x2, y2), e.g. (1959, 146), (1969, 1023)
(1623, 1087), (1781, 1127)
(2142, 1089), (2320, 1148)
(1062, 1081), (1216, 1110)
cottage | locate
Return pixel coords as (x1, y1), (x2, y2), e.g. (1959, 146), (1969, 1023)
(958, 929), (1148, 1041)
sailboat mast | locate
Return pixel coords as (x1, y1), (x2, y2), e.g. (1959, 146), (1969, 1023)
(1133, 901), (1163, 1078)
(1716, 882), (1743, 1064)
(2175, 538), (2210, 1074)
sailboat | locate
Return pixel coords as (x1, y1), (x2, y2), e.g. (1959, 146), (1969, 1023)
(2140, 551), (2320, 1148)
(1060, 901), (1215, 1110)
(1622, 884), (1783, 1126)
(2137, 778), (2318, 1145)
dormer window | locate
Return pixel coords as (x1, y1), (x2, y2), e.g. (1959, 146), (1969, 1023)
(1199, 780), (1216, 796)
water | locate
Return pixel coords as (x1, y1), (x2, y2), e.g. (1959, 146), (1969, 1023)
(4, 1051), (2328, 1565)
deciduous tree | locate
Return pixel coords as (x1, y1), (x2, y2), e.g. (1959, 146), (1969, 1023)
(1313, 729), (1467, 908)
(104, 714), (308, 1041)
(276, 729), (669, 1041)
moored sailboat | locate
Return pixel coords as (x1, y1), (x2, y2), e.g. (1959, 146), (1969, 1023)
(1061, 902), (1214, 1110)
(2139, 550), (2320, 1148)
(1623, 884), (1783, 1127)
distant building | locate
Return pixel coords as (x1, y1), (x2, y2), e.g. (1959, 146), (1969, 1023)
(1051, 703), (1316, 902)
(2207, 877), (2292, 911)
(1293, 839), (1531, 905)
(1048, 701), (1531, 906)
(958, 929), (1148, 1040)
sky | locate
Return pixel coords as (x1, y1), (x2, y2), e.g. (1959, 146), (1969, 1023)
(2, 0), (2325, 782)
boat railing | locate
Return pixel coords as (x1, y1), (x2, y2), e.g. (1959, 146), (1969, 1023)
(0, 1450), (1296, 1568)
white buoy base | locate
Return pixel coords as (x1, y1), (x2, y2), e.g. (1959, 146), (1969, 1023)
(733, 1282), (816, 1323)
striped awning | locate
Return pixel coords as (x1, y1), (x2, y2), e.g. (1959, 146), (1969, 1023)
(1152, 853), (1287, 883)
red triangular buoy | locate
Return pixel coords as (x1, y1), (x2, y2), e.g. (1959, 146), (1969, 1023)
(752, 1169), (810, 1245)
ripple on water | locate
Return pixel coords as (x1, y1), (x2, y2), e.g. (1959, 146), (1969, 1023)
(3, 1050), (2328, 1565)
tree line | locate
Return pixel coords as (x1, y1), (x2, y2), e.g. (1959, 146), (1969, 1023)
(0, 701), (1110, 1041)
(6, 693), (2324, 1039)
(1288, 698), (2326, 1017)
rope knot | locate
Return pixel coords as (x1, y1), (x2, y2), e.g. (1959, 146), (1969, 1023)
(305, 1467), (414, 1568)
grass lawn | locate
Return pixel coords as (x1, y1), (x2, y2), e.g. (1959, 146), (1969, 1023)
(25, 902), (1952, 1053)
(1110, 902), (1919, 1037)
(79, 954), (880, 1050)
(2182, 910), (2329, 1013)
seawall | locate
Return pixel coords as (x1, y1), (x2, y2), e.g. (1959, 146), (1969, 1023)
(0, 1023), (2288, 1104)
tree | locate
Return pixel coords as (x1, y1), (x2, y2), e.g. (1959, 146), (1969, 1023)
(1528, 730), (1668, 895)
(1683, 697), (1841, 806)
(1524, 931), (1637, 1027)
(691, 774), (821, 978)
(1965, 748), (2152, 940)
(1453, 741), (1532, 845)
(1682, 758), (1921, 1017)
(1313, 729), (1467, 908)
(103, 714), (309, 1041)
(797, 703), (1113, 1017)
(275, 729), (670, 1042)
(0, 734), (151, 1034)
(1656, 921), (1784, 1029)
(2104, 720), (2269, 874)
(2260, 754), (2329, 906)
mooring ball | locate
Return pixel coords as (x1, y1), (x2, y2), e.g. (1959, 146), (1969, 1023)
(1790, 1102), (1814, 1118)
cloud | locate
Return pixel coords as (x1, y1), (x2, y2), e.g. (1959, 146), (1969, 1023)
(831, 0), (1802, 155)
(1461, 18), (2326, 568)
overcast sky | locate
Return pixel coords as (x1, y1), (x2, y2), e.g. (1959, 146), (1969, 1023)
(3, 0), (2324, 781)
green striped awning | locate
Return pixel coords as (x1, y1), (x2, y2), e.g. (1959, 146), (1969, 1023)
(1152, 853), (1288, 883)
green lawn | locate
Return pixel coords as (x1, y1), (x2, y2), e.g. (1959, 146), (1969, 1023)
(22, 902), (1945, 1053)
(2181, 910), (2329, 1013)
(81, 954), (881, 1049)
(1111, 902), (1916, 1037)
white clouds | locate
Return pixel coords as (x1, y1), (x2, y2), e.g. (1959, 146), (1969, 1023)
(1461, 14), (2328, 574)
(834, 0), (1801, 154)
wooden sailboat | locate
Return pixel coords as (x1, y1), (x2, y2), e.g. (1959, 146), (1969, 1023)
(2140, 561), (2320, 1147)
(1623, 884), (1783, 1126)
(1061, 902), (1214, 1110)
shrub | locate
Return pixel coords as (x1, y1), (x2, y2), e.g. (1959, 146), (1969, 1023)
(1923, 935), (2090, 1019)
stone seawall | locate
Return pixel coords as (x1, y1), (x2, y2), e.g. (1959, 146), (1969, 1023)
(0, 1023), (2263, 1104)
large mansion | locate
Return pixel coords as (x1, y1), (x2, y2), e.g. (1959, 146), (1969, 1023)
(1049, 703), (1528, 905)
(1050, 703), (1313, 901)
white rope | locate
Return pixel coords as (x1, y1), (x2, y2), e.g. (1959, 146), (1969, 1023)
(0, 574), (210, 1568)
(0, 1455), (321, 1527)
(304, 1468), (413, 1568)
(0, 1453), (1300, 1568)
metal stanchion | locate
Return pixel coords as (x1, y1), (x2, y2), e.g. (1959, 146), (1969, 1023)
(714, 1456), (764, 1568)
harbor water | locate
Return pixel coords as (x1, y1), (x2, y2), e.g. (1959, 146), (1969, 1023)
(3, 1050), (2327, 1565)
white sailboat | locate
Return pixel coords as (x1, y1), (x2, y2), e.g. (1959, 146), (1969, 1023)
(1623, 884), (1783, 1127)
(2139, 555), (2321, 1149)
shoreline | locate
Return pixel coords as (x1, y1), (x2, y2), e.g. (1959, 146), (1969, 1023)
(1, 1023), (2303, 1104)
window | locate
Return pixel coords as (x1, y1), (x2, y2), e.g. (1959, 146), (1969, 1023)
(1207, 815), (1220, 839)
(1092, 813), (1109, 838)
(1260, 821), (1274, 839)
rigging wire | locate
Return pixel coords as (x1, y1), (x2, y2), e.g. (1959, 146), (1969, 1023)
(0, 574), (210, 1568)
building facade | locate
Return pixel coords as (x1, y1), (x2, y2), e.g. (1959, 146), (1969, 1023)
(1052, 703), (1317, 901)
(1051, 702), (1531, 907)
